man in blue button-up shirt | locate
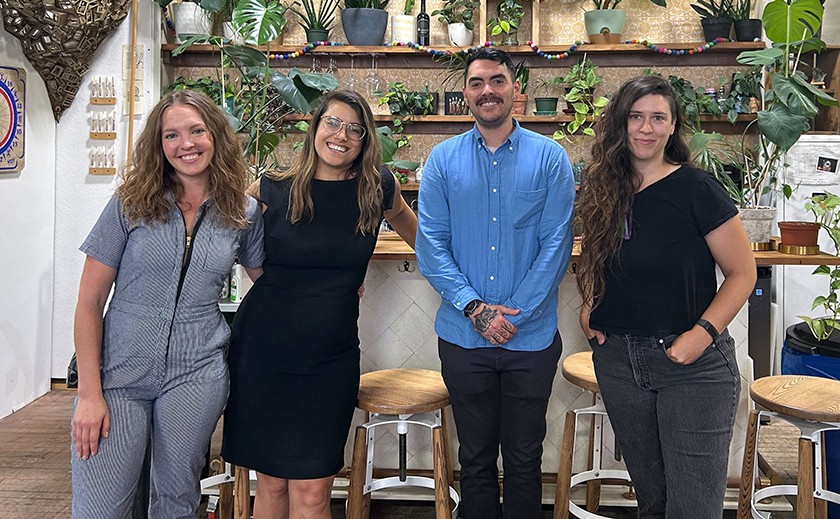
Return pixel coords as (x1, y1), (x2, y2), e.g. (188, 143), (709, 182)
(416, 48), (575, 518)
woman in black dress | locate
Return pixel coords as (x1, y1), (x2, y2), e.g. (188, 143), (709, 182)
(222, 90), (417, 518)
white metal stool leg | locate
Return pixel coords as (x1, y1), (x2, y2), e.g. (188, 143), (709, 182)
(744, 410), (840, 518)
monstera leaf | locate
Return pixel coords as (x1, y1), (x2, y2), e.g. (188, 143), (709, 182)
(762, 0), (823, 44)
(231, 0), (289, 46)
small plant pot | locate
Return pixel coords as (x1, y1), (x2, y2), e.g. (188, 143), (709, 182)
(701, 17), (733, 42)
(305, 28), (330, 43)
(391, 14), (416, 43)
(584, 9), (626, 44)
(534, 97), (559, 113)
(448, 23), (473, 47)
(734, 18), (762, 41)
(512, 93), (527, 115)
(739, 206), (776, 245)
(779, 221), (821, 254)
(500, 32), (519, 46)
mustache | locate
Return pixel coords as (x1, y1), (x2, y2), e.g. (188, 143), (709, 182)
(477, 94), (503, 105)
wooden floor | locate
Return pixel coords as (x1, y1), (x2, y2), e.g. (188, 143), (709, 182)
(0, 390), (801, 518)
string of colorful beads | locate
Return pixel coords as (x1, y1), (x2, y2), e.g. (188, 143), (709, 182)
(267, 41), (346, 60)
(624, 37), (730, 55)
(385, 40), (494, 58)
(527, 40), (582, 60)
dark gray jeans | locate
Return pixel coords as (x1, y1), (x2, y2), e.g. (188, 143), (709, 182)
(591, 330), (739, 518)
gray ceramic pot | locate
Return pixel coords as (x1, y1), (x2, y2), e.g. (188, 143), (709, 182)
(341, 8), (388, 46)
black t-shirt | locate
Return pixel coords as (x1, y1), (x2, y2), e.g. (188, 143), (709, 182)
(589, 165), (738, 336)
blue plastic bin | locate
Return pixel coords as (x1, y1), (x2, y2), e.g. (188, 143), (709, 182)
(783, 322), (840, 518)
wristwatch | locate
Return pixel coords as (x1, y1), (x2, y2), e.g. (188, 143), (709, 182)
(463, 299), (483, 318)
(696, 318), (719, 340)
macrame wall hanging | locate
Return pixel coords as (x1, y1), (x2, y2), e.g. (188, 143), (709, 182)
(0, 0), (130, 121)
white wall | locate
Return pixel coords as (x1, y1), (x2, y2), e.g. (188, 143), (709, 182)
(0, 3), (159, 418)
(51, 4), (159, 378)
(0, 36), (56, 417)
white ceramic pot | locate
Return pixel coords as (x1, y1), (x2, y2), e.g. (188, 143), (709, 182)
(391, 14), (417, 43)
(739, 206), (777, 244)
(172, 2), (206, 43)
(448, 23), (473, 47)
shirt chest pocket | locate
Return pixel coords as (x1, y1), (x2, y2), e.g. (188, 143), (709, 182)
(199, 229), (238, 274)
(512, 188), (548, 229)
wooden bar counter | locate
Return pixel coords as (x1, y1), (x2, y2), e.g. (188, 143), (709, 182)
(374, 233), (840, 266)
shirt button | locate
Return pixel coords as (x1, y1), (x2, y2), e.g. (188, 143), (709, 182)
(491, 246), (496, 251)
(489, 276), (495, 281)
(492, 217), (497, 222)
(509, 146), (513, 151)
(492, 188), (497, 193)
(492, 161), (497, 166)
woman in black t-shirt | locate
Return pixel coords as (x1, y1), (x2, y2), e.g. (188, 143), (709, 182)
(576, 76), (756, 518)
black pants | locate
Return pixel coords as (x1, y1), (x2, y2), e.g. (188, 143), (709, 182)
(438, 332), (562, 519)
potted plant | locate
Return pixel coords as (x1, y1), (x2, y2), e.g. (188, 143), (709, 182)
(691, 0), (734, 42)
(531, 78), (559, 114)
(730, 0), (838, 242)
(729, 0), (762, 42)
(341, 0), (390, 46)
(583, 0), (665, 44)
(289, 0), (340, 42)
(799, 192), (840, 339)
(379, 82), (438, 132)
(165, 74), (235, 109)
(431, 0), (478, 47)
(551, 59), (609, 140)
(391, 0), (417, 43)
(174, 0), (339, 176)
(512, 60), (529, 115)
(486, 0), (524, 46)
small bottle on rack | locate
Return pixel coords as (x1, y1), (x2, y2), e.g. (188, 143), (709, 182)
(417, 0), (430, 45)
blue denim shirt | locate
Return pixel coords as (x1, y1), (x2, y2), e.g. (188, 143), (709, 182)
(416, 121), (575, 350)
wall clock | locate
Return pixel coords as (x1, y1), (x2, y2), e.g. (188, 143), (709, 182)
(0, 66), (25, 173)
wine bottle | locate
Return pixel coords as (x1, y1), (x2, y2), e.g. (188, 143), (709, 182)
(417, 0), (430, 45)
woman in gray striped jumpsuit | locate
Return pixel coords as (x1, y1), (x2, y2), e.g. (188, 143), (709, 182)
(70, 90), (264, 518)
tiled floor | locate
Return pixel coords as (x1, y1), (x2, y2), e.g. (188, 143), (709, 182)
(0, 390), (803, 518)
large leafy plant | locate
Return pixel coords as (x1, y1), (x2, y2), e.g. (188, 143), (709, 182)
(289, 0), (340, 31)
(173, 0), (338, 176)
(431, 0), (478, 30)
(552, 57), (609, 140)
(730, 0), (838, 207)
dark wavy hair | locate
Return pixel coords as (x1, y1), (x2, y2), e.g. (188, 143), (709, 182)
(576, 75), (690, 308)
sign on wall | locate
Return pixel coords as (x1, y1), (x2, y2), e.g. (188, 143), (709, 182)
(0, 66), (25, 173)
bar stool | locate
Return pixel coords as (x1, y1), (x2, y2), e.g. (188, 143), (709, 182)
(738, 375), (840, 518)
(346, 368), (460, 519)
(555, 351), (633, 519)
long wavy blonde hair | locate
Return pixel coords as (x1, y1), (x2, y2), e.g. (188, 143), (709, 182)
(269, 90), (383, 234)
(577, 76), (689, 308)
(117, 90), (250, 229)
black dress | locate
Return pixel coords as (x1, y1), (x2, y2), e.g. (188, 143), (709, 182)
(221, 170), (394, 479)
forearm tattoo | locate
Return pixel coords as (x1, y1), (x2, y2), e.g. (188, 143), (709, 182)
(474, 307), (498, 333)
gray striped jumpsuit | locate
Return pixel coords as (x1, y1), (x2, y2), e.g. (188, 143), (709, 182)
(71, 194), (264, 519)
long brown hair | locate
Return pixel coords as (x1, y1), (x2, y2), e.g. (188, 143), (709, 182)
(117, 90), (250, 228)
(577, 75), (690, 307)
(270, 89), (383, 234)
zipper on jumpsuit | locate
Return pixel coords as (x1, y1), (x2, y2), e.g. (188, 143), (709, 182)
(164, 203), (209, 365)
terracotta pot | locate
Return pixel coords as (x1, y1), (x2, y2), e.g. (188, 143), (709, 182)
(512, 93), (527, 115)
(778, 221), (820, 247)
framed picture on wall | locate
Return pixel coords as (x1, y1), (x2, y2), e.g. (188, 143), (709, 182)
(0, 65), (25, 174)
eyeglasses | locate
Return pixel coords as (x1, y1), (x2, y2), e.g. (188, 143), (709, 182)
(320, 115), (366, 141)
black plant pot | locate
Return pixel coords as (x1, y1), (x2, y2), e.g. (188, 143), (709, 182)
(701, 17), (733, 42)
(341, 8), (388, 46)
(734, 18), (762, 42)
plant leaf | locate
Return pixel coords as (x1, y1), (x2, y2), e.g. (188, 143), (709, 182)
(762, 0), (823, 44)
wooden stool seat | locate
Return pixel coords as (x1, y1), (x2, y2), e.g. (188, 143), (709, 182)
(347, 368), (459, 519)
(561, 351), (600, 394)
(750, 375), (840, 423)
(739, 375), (840, 518)
(357, 368), (450, 415)
(555, 351), (632, 519)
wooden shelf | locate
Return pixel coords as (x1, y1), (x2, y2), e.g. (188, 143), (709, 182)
(162, 42), (766, 69)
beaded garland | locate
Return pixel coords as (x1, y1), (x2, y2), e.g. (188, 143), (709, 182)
(260, 37), (730, 62)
